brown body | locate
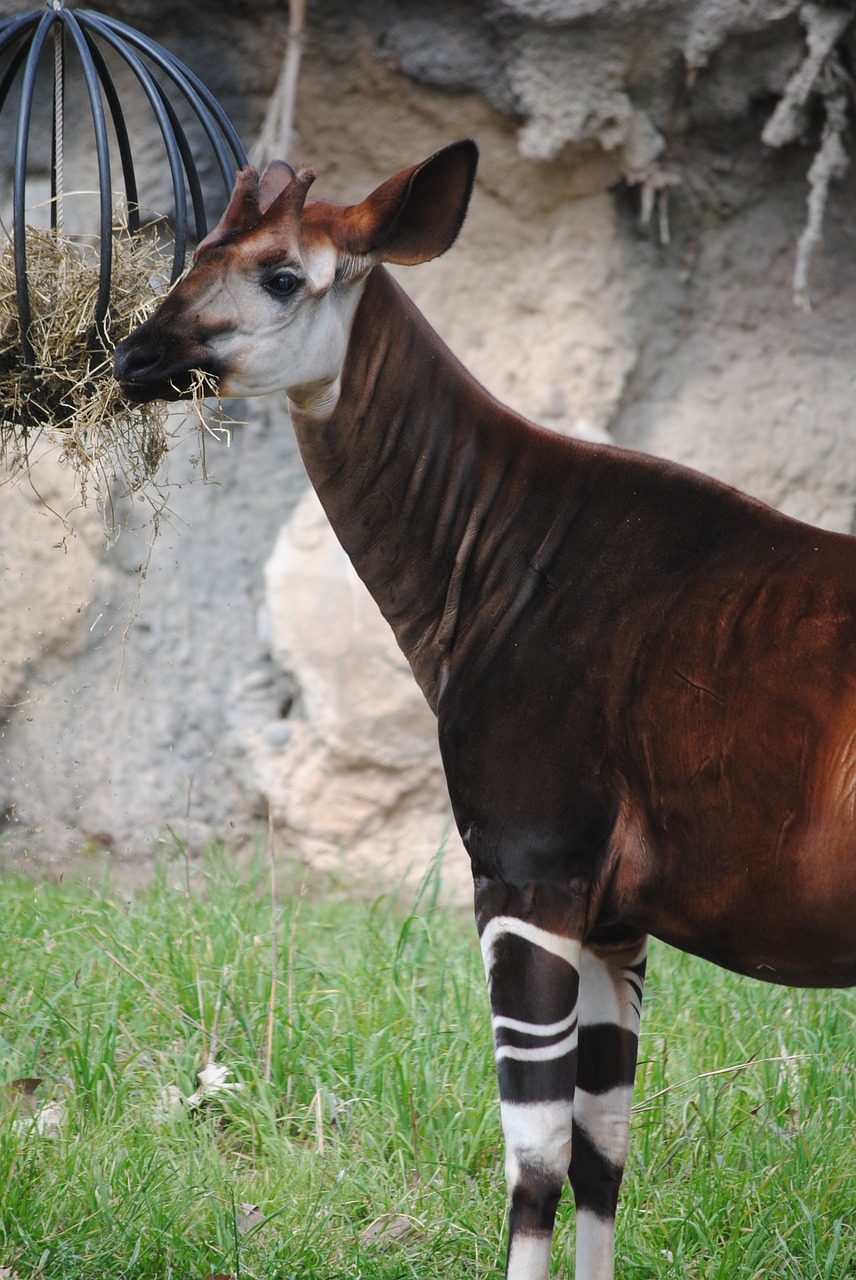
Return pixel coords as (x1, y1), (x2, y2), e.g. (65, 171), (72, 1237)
(295, 264), (856, 988)
(114, 142), (854, 1280)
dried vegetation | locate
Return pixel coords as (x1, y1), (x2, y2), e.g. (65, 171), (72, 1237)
(0, 222), (208, 514)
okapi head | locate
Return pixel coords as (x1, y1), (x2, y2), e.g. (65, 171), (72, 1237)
(113, 140), (478, 411)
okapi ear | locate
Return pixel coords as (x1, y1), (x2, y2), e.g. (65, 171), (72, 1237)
(259, 160), (295, 213)
(195, 167), (261, 257)
(341, 139), (479, 266)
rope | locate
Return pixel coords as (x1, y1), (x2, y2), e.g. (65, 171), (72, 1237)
(53, 2), (64, 234)
(251, 0), (305, 166)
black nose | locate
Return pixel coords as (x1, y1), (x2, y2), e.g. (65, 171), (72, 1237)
(113, 336), (166, 384)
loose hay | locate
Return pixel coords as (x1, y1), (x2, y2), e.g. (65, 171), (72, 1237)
(0, 223), (209, 511)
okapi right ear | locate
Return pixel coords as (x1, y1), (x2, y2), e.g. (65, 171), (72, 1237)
(341, 139), (479, 266)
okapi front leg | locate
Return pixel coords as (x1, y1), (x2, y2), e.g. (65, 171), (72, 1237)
(571, 933), (648, 1280)
(476, 880), (584, 1280)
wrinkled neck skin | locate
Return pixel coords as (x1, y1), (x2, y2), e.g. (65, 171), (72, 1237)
(287, 375), (343, 417)
(287, 265), (559, 711)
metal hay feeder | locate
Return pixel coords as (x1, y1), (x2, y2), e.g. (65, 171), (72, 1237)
(0, 0), (249, 368)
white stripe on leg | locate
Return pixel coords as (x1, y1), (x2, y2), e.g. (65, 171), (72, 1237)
(572, 1084), (634, 1168)
(475, 894), (585, 1280)
(480, 915), (582, 975)
(578, 939), (647, 1029)
(500, 1098), (574, 1188)
(507, 1230), (553, 1280)
(496, 1027), (578, 1062)
(574, 1209), (615, 1280)
(571, 936), (647, 1280)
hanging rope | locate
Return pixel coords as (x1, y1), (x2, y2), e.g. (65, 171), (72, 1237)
(252, 0), (305, 167)
(52, 0), (64, 235)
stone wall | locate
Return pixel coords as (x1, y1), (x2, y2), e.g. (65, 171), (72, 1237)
(2, 1), (856, 895)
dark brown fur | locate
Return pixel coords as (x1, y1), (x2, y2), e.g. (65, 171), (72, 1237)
(295, 264), (856, 987)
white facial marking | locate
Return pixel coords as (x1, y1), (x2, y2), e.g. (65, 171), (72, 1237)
(304, 240), (338, 291)
(205, 242), (367, 413)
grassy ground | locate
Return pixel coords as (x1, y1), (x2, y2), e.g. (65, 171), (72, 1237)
(0, 846), (853, 1279)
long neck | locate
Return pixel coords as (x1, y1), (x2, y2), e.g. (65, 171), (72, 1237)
(288, 266), (580, 709)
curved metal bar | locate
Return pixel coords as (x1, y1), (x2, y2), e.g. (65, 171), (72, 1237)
(160, 47), (248, 170)
(0, 31), (33, 122)
(80, 10), (211, 254)
(82, 21), (209, 252)
(59, 8), (113, 333)
(13, 9), (55, 366)
(80, 30), (141, 235)
(152, 77), (209, 247)
(0, 11), (39, 58)
(82, 12), (248, 186)
(1, 6), (251, 367)
(75, 13), (188, 281)
(152, 43), (249, 183)
(104, 13), (248, 172)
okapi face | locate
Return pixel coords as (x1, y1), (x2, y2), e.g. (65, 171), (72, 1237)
(113, 142), (478, 413)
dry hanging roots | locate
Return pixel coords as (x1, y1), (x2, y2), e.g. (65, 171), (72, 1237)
(0, 224), (205, 501)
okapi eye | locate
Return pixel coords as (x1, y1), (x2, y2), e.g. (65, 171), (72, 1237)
(266, 269), (301, 298)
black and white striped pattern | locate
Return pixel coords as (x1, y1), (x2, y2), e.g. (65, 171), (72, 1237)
(571, 937), (647, 1280)
(477, 888), (647, 1280)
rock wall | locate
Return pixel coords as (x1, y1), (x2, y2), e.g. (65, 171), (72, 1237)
(2, 0), (856, 895)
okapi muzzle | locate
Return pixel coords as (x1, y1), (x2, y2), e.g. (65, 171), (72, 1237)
(113, 283), (224, 403)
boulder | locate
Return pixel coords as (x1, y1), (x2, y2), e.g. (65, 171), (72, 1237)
(259, 488), (470, 899)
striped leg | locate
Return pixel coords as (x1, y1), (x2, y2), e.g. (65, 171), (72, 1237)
(476, 881), (583, 1280)
(571, 932), (648, 1280)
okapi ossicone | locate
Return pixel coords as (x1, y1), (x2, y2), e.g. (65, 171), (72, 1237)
(114, 141), (856, 1280)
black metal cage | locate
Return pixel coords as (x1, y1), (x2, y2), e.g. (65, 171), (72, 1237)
(0, 2), (248, 364)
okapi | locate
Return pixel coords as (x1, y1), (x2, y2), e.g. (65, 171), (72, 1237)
(114, 141), (856, 1280)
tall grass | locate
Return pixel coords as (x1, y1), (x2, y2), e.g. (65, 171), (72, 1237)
(0, 847), (852, 1278)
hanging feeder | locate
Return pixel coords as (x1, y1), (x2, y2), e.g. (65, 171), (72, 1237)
(0, 0), (249, 492)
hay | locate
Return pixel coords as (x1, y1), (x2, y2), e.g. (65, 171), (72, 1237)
(0, 222), (207, 511)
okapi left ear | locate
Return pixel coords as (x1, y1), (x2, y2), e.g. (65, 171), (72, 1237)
(340, 139), (479, 266)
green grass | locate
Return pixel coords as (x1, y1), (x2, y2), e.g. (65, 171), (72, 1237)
(0, 847), (853, 1279)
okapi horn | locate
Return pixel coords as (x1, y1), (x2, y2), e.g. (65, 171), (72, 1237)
(194, 166), (262, 257)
